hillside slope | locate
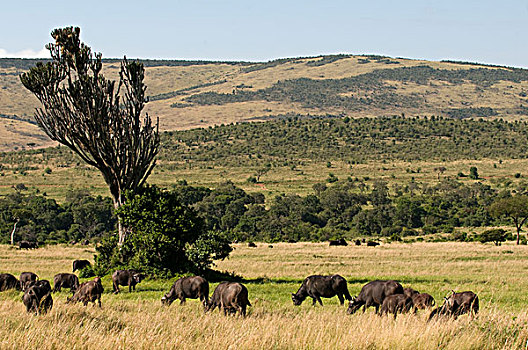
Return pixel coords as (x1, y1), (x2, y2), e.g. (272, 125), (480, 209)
(1, 55), (528, 151)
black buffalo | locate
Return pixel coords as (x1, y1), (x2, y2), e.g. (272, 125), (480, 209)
(347, 280), (404, 314)
(161, 276), (209, 308)
(248, 242), (257, 248)
(354, 239), (361, 246)
(72, 259), (91, 273)
(403, 287), (419, 298)
(53, 273), (80, 293)
(428, 291), (479, 321)
(366, 241), (380, 247)
(292, 275), (352, 306)
(23, 280), (53, 314)
(20, 272), (38, 291)
(380, 294), (414, 319)
(206, 282), (251, 316)
(19, 240), (38, 249)
(67, 277), (104, 307)
(329, 238), (348, 246)
(412, 293), (435, 310)
(112, 269), (143, 293)
(0, 273), (20, 291)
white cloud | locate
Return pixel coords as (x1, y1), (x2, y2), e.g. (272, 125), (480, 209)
(0, 48), (50, 58)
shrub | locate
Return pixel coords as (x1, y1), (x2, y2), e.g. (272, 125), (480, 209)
(94, 185), (232, 277)
(479, 229), (508, 246)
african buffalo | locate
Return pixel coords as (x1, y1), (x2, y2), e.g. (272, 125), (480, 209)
(161, 276), (209, 308)
(403, 287), (419, 298)
(23, 280), (53, 314)
(380, 294), (414, 319)
(292, 274), (352, 306)
(329, 238), (348, 246)
(347, 280), (404, 315)
(354, 239), (361, 246)
(248, 242), (257, 248)
(412, 293), (435, 310)
(53, 273), (80, 293)
(428, 291), (479, 321)
(366, 241), (380, 247)
(67, 277), (104, 307)
(0, 273), (20, 291)
(206, 282), (251, 316)
(19, 240), (38, 249)
(112, 269), (142, 293)
(20, 272), (38, 291)
(72, 259), (91, 273)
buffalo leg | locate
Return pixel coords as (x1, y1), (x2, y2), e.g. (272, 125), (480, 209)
(315, 296), (323, 306)
(337, 294), (344, 305)
(311, 297), (317, 306)
(180, 296), (186, 305)
(113, 281), (120, 294)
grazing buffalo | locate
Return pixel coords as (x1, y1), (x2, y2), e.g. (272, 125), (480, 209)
(268, 245), (274, 248)
(354, 239), (361, 246)
(412, 293), (435, 310)
(161, 276), (209, 308)
(19, 240), (38, 249)
(112, 269), (143, 293)
(67, 277), (104, 307)
(0, 273), (20, 291)
(20, 272), (38, 291)
(72, 259), (91, 273)
(248, 242), (257, 248)
(329, 238), (348, 246)
(206, 282), (251, 316)
(366, 241), (380, 247)
(428, 291), (479, 321)
(23, 280), (53, 314)
(292, 275), (352, 306)
(403, 287), (419, 298)
(53, 273), (80, 293)
(347, 280), (404, 315)
(288, 239), (297, 243)
(380, 294), (414, 318)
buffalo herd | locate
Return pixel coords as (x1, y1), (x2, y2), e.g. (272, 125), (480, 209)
(1, 263), (478, 321)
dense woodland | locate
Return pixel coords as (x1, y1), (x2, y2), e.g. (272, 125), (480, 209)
(1, 116), (528, 244)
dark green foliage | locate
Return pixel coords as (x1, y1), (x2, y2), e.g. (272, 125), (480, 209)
(0, 190), (115, 244)
(469, 167), (479, 179)
(479, 229), (508, 245)
(95, 185), (231, 276)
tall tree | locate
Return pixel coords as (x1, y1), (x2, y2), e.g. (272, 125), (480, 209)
(20, 27), (159, 245)
(489, 195), (528, 245)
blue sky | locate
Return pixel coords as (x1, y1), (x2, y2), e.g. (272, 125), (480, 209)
(1, 0), (527, 68)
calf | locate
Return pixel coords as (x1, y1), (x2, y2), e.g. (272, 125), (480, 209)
(412, 293), (435, 310)
(20, 272), (38, 291)
(428, 291), (479, 321)
(403, 287), (419, 298)
(112, 269), (142, 293)
(206, 282), (251, 316)
(292, 274), (352, 306)
(380, 294), (414, 319)
(329, 238), (348, 246)
(67, 277), (104, 307)
(23, 280), (53, 315)
(53, 273), (80, 293)
(72, 259), (91, 273)
(347, 280), (404, 315)
(161, 276), (209, 308)
(0, 273), (20, 291)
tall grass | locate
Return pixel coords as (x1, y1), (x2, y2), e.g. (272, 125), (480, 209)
(1, 242), (527, 349)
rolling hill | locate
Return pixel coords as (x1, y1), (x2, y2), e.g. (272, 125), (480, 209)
(1, 55), (528, 152)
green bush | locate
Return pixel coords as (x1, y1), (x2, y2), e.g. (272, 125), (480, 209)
(94, 185), (232, 277)
(479, 229), (508, 246)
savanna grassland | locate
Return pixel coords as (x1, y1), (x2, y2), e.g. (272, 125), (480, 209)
(1, 242), (528, 349)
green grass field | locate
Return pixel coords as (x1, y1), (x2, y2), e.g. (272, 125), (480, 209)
(1, 242), (527, 349)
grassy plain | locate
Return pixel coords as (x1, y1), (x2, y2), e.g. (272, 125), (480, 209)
(0, 242), (527, 349)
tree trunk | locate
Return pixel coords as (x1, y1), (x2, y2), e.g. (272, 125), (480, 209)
(113, 196), (126, 246)
(516, 226), (521, 245)
(10, 219), (19, 246)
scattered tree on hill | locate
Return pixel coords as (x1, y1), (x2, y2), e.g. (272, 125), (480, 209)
(479, 228), (508, 246)
(20, 27), (159, 246)
(489, 195), (528, 245)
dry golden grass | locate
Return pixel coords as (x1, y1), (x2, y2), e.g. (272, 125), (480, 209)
(1, 242), (527, 349)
